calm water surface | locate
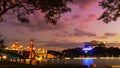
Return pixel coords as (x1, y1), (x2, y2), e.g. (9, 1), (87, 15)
(48, 58), (120, 68)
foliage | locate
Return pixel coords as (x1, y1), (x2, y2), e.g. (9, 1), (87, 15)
(98, 0), (120, 23)
(0, 34), (6, 50)
(0, 0), (72, 25)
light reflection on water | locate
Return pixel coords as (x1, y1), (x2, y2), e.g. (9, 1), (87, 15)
(82, 58), (94, 67)
(35, 58), (120, 68)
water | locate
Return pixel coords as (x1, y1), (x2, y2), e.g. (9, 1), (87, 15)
(82, 58), (94, 68)
(47, 58), (120, 68)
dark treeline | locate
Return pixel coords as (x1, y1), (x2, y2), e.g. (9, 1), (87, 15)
(48, 47), (120, 59)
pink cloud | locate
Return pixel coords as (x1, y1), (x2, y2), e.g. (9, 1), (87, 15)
(73, 0), (98, 10)
(87, 14), (99, 21)
(2, 0), (99, 33)
(16, 29), (25, 34)
(55, 28), (96, 37)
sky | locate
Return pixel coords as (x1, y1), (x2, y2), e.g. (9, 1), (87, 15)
(1, 0), (120, 51)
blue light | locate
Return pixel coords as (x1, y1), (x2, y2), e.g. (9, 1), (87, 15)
(82, 58), (94, 67)
(85, 51), (88, 53)
(83, 48), (93, 51)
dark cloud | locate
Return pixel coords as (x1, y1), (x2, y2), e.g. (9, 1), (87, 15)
(104, 33), (117, 36)
(55, 31), (72, 37)
(1, 11), (71, 32)
(98, 33), (117, 39)
(10, 20), (68, 32)
(55, 29), (96, 37)
(41, 41), (84, 48)
(73, 28), (96, 37)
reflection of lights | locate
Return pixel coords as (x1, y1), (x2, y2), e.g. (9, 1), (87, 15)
(82, 58), (94, 67)
(35, 57), (42, 60)
(2, 55), (7, 59)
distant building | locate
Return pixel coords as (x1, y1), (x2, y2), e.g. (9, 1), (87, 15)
(29, 39), (35, 59)
(11, 40), (19, 50)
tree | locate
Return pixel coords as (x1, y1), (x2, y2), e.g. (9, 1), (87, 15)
(98, 0), (120, 23)
(0, 0), (72, 25)
(0, 34), (6, 50)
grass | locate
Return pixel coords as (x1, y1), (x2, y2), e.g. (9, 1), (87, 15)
(0, 61), (88, 68)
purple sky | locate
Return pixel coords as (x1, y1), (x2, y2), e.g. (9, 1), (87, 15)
(1, 0), (120, 51)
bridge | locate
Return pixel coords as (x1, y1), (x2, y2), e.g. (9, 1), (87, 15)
(0, 50), (29, 59)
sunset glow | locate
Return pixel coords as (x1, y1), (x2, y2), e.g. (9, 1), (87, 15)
(0, 0), (120, 51)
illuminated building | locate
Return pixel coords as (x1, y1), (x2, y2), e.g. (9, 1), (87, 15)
(29, 39), (35, 59)
(35, 48), (57, 60)
(11, 40), (19, 50)
(9, 39), (56, 59)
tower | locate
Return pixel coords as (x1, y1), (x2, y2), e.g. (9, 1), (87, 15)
(30, 39), (34, 52)
(15, 40), (19, 49)
(29, 39), (35, 59)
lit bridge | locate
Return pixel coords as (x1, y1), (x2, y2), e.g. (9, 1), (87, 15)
(0, 50), (28, 59)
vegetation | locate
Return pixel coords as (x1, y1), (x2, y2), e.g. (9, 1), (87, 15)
(48, 46), (120, 58)
(0, 34), (6, 50)
(0, 0), (72, 25)
(99, 0), (120, 23)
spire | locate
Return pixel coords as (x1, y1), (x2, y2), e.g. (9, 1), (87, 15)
(29, 39), (35, 59)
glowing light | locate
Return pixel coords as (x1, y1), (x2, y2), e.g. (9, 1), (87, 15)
(5, 47), (8, 50)
(2, 55), (7, 59)
(12, 44), (15, 47)
(33, 47), (35, 50)
(85, 51), (88, 53)
(82, 58), (94, 67)
(19, 45), (22, 48)
(83, 48), (93, 51)
(27, 46), (29, 49)
(35, 57), (42, 60)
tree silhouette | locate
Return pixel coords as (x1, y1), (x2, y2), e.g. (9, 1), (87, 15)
(0, 0), (72, 25)
(0, 34), (6, 50)
(98, 0), (120, 23)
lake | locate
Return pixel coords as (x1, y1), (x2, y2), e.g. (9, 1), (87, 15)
(47, 57), (120, 68)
